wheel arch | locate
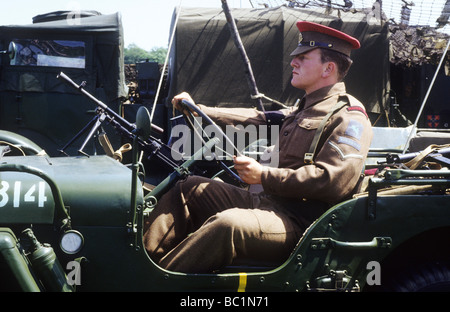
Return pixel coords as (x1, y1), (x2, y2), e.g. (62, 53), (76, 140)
(363, 226), (450, 291)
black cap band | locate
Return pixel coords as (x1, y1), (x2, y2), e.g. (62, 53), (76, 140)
(298, 41), (333, 49)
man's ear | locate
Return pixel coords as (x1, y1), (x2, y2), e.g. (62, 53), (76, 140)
(322, 62), (336, 78)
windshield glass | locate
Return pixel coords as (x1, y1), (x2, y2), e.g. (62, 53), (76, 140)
(10, 39), (85, 69)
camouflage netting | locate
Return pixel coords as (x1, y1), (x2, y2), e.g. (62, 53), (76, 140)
(258, 0), (450, 71)
(389, 23), (450, 72)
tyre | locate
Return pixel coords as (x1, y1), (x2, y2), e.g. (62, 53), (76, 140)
(386, 262), (450, 292)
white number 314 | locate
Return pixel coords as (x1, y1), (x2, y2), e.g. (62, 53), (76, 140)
(0, 181), (48, 208)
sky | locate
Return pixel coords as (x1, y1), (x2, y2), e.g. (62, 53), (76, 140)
(0, 0), (252, 51)
(1, 0), (448, 51)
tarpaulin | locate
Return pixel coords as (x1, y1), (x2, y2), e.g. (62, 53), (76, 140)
(168, 6), (390, 114)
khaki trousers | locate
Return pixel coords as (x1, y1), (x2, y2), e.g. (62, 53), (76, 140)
(143, 176), (303, 273)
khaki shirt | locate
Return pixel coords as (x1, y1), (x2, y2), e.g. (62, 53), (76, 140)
(199, 82), (373, 205)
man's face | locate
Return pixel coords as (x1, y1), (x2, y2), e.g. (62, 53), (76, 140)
(290, 48), (326, 94)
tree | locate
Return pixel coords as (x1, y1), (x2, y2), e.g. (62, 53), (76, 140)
(148, 47), (168, 64)
(124, 43), (167, 64)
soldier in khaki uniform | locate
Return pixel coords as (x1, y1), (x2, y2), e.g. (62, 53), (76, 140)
(143, 21), (373, 273)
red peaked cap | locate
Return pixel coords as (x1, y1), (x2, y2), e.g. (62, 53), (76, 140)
(290, 21), (360, 57)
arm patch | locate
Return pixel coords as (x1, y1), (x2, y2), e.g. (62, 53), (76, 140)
(347, 106), (368, 119)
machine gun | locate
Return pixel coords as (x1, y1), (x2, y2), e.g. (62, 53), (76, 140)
(381, 146), (450, 168)
(57, 72), (182, 170)
(58, 72), (247, 186)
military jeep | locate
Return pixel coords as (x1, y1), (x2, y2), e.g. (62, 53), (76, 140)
(0, 77), (450, 292)
(0, 5), (449, 295)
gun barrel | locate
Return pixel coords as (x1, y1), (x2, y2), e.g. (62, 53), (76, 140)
(57, 72), (163, 134)
(386, 147), (450, 164)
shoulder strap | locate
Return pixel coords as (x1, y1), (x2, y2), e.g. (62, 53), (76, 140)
(304, 97), (349, 164)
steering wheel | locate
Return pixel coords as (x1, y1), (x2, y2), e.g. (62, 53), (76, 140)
(179, 99), (246, 186)
(143, 101), (246, 211)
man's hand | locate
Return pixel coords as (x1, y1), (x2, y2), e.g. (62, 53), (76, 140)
(171, 92), (198, 116)
(233, 156), (263, 185)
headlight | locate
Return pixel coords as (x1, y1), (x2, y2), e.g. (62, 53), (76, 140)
(60, 230), (84, 254)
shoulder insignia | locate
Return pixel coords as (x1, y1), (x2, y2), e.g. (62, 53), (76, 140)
(347, 106), (368, 119)
(345, 120), (364, 140)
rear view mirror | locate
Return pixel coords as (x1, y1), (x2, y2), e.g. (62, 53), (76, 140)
(0, 42), (16, 59)
(8, 42), (16, 59)
(135, 106), (152, 141)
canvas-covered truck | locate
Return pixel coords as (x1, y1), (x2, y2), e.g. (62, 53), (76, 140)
(0, 11), (128, 157)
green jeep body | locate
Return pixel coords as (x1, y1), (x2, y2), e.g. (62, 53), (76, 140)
(0, 6), (449, 294)
(0, 129), (449, 292)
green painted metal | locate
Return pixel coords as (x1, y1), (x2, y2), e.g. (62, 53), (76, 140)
(22, 228), (74, 292)
(0, 228), (40, 291)
(0, 148), (449, 291)
(0, 155), (140, 227)
(0, 130), (44, 155)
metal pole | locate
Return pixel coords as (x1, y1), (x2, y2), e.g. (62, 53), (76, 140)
(403, 38), (450, 153)
(151, 0), (183, 123)
(221, 0), (266, 115)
